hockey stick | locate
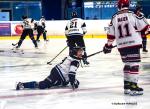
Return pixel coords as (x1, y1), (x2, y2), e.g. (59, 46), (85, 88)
(87, 45), (117, 58)
(47, 46), (68, 65)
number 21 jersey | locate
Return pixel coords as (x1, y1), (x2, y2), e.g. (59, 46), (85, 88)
(65, 18), (87, 36)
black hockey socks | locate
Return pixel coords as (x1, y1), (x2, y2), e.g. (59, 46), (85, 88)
(23, 81), (38, 89)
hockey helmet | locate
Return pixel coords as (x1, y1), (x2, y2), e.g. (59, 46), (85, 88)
(22, 15), (27, 19)
(71, 11), (78, 18)
(71, 46), (83, 57)
(117, 0), (130, 10)
(135, 5), (143, 12)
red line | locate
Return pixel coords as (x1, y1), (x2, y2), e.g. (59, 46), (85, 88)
(0, 82), (149, 99)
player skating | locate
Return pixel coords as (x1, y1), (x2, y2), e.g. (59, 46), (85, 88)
(134, 6), (149, 52)
(103, 0), (149, 96)
(16, 46), (83, 90)
(14, 16), (38, 50)
(36, 16), (48, 42)
(65, 11), (89, 65)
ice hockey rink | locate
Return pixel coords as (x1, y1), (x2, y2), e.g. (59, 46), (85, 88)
(0, 38), (150, 109)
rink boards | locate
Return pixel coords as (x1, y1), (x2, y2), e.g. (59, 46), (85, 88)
(0, 19), (150, 39)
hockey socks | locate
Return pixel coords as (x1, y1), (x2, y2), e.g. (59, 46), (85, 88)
(16, 81), (38, 90)
(123, 63), (143, 96)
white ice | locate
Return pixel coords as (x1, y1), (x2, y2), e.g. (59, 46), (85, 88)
(0, 39), (150, 109)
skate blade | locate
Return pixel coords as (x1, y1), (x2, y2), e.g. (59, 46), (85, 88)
(130, 91), (143, 96)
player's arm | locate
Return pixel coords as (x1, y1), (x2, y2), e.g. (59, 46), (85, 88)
(81, 20), (87, 35)
(20, 21), (24, 28)
(65, 21), (71, 46)
(103, 21), (115, 54)
(65, 26), (68, 35)
(135, 14), (149, 34)
(145, 25), (150, 35)
(141, 17), (150, 36)
(42, 22), (46, 28)
(68, 61), (80, 90)
(34, 22), (38, 30)
(65, 21), (70, 36)
(31, 18), (35, 23)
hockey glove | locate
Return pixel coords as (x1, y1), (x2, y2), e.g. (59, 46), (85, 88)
(103, 44), (113, 54)
(70, 79), (80, 90)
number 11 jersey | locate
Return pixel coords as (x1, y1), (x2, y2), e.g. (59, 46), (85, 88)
(107, 9), (149, 49)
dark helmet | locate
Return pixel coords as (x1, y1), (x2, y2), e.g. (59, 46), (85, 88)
(135, 6), (142, 12)
(71, 46), (83, 56)
(117, 0), (130, 10)
(71, 11), (78, 18)
(22, 15), (27, 19)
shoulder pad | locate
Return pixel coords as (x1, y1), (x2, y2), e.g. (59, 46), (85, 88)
(135, 14), (144, 19)
(71, 60), (80, 67)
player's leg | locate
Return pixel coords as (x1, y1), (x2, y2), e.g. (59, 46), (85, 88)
(128, 48), (143, 95)
(29, 29), (38, 48)
(16, 30), (27, 48)
(67, 36), (76, 55)
(128, 62), (143, 96)
(16, 79), (51, 90)
(16, 67), (68, 90)
(38, 66), (69, 89)
(142, 37), (148, 52)
(123, 64), (131, 94)
(16, 81), (38, 90)
(42, 28), (48, 41)
(119, 48), (143, 96)
(76, 36), (89, 65)
(119, 48), (131, 94)
(36, 26), (42, 42)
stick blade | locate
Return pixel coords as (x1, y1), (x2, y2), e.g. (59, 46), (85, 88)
(47, 62), (52, 65)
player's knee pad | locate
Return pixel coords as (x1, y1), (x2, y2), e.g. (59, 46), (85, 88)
(130, 65), (139, 73)
(126, 62), (139, 73)
(38, 79), (52, 89)
(123, 64), (130, 73)
(38, 81), (47, 89)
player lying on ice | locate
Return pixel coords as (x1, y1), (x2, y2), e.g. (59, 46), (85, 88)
(103, 0), (149, 96)
(16, 46), (83, 90)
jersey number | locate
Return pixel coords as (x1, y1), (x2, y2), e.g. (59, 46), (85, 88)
(118, 23), (131, 38)
(70, 21), (77, 28)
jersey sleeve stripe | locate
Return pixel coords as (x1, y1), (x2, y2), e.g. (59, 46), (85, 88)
(69, 66), (77, 73)
(55, 66), (66, 82)
(69, 72), (76, 75)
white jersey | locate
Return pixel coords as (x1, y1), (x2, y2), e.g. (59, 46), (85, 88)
(38, 18), (46, 28)
(55, 56), (80, 82)
(136, 12), (149, 37)
(107, 9), (149, 49)
(65, 18), (87, 36)
(22, 18), (35, 29)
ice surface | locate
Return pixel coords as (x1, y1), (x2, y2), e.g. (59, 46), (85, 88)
(0, 39), (150, 109)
